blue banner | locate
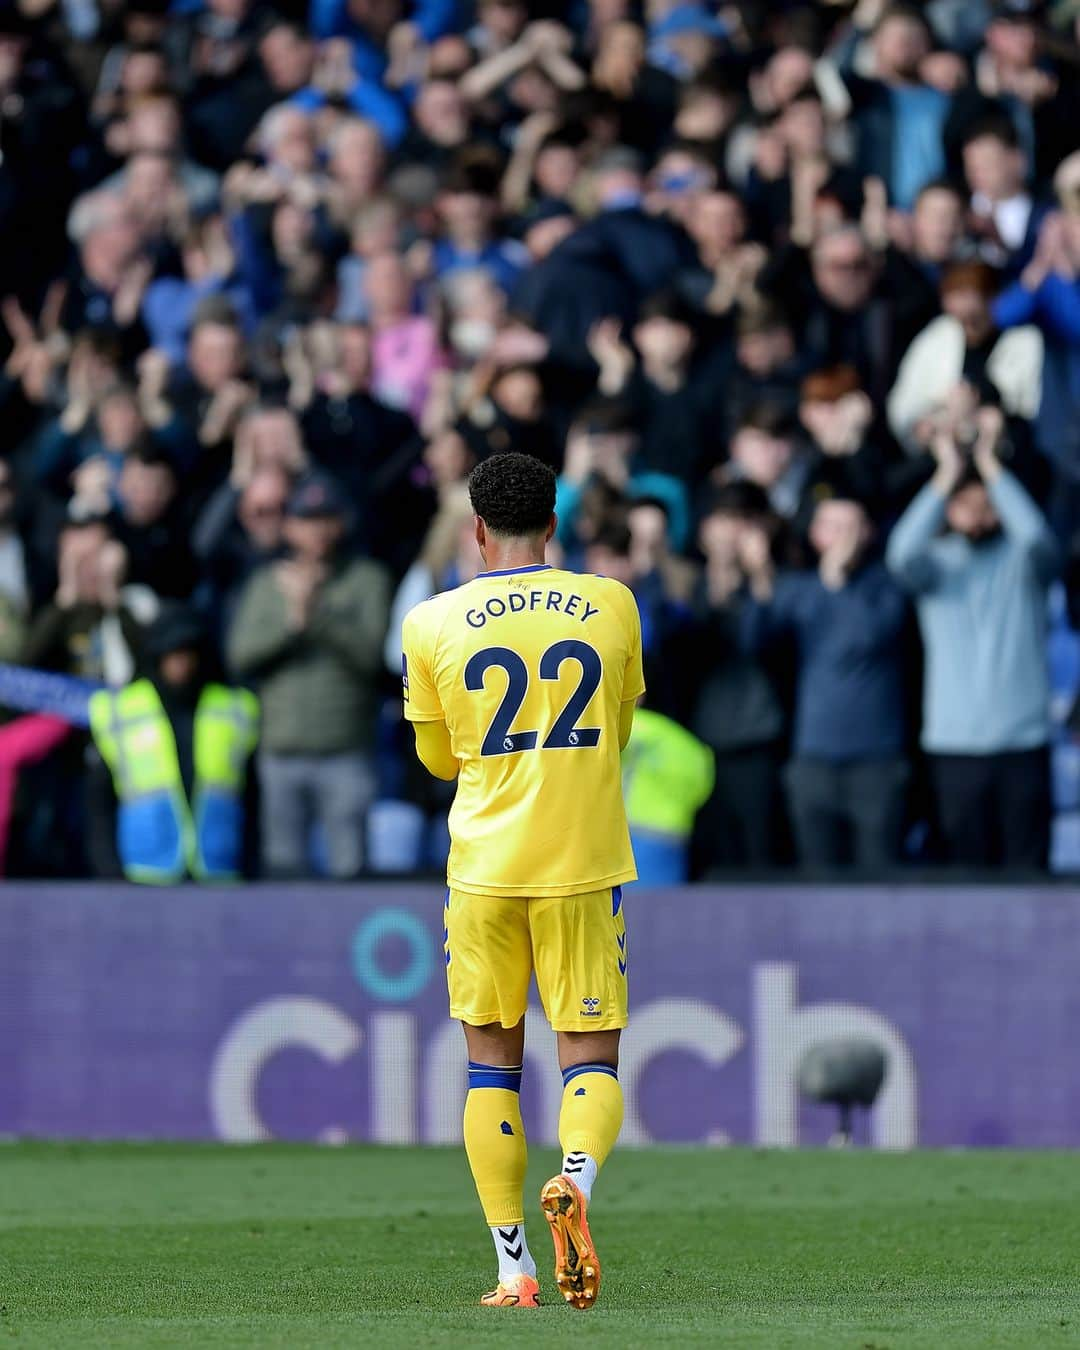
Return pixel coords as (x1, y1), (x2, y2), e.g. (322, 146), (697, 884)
(0, 663), (103, 726)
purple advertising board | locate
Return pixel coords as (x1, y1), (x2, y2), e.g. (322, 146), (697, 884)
(1, 883), (1079, 1148)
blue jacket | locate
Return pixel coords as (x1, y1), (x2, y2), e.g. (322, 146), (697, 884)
(994, 271), (1080, 467)
(308, 0), (459, 86)
(743, 562), (910, 761)
(292, 83), (407, 150)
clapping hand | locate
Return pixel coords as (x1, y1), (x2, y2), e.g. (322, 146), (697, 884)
(314, 39), (356, 98)
(737, 521), (774, 601)
(586, 318), (634, 394)
(276, 558), (326, 630)
(972, 405), (1005, 484)
(200, 379), (254, 447)
(97, 540), (129, 611)
(2, 282), (68, 404)
(929, 425), (964, 496)
(70, 457), (113, 514)
(818, 515), (864, 591)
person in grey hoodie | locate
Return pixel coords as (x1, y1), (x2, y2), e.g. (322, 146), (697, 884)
(886, 401), (1058, 868)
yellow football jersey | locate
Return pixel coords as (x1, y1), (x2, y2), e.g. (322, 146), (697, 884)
(401, 563), (645, 897)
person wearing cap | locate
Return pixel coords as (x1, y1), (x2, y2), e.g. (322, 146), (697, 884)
(227, 470), (390, 879)
(88, 604), (259, 884)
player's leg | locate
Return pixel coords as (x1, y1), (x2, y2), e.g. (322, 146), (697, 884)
(530, 887), (628, 1309)
(555, 1028), (623, 1203)
(444, 889), (539, 1307)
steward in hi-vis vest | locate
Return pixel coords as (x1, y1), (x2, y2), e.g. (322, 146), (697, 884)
(620, 705), (714, 883)
(89, 606), (259, 884)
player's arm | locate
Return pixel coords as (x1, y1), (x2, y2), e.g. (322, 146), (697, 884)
(616, 582), (646, 750)
(618, 699), (636, 750)
(412, 719), (459, 781)
(401, 607), (458, 779)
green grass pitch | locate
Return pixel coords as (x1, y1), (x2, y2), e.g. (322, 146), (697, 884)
(2, 1143), (1078, 1348)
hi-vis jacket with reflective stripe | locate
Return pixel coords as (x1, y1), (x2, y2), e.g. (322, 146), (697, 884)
(89, 679), (259, 884)
(620, 707), (715, 840)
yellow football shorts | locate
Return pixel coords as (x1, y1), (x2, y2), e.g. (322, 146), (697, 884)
(444, 885), (628, 1032)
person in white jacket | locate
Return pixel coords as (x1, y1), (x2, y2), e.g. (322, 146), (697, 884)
(886, 260), (1042, 452)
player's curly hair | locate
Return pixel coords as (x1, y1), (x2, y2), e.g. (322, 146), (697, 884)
(468, 453), (556, 537)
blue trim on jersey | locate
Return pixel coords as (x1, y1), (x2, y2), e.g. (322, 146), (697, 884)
(477, 564), (553, 578)
(562, 1062), (618, 1087)
(612, 885), (622, 917)
(468, 1061), (523, 1092)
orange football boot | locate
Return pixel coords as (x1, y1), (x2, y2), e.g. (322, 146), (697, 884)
(479, 1274), (541, 1307)
(540, 1174), (600, 1310)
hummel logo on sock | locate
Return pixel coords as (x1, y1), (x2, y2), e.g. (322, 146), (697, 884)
(563, 1152), (587, 1174)
(498, 1225), (524, 1260)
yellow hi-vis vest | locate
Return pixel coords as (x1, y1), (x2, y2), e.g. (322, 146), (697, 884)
(621, 707), (715, 840)
(89, 679), (259, 884)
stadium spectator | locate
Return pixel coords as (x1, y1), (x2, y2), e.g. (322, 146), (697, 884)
(88, 604), (258, 883)
(960, 116), (1040, 269)
(587, 290), (720, 485)
(993, 154), (1080, 473)
(744, 495), (912, 869)
(717, 403), (811, 522)
(621, 702), (714, 882)
(761, 224), (936, 404)
(509, 199), (635, 370)
(23, 515), (155, 686)
(33, 359), (144, 502)
(722, 302), (805, 442)
(556, 402), (689, 555)
(887, 407), (1058, 867)
(798, 364), (898, 512)
(193, 461), (293, 637)
(688, 483), (789, 871)
(458, 362), (561, 469)
(887, 261), (1043, 451)
(902, 180), (969, 284)
(365, 251), (447, 420)
(227, 471), (390, 878)
(141, 215), (257, 366)
(830, 2), (952, 210)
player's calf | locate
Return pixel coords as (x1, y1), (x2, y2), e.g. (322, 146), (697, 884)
(541, 1057), (624, 1309)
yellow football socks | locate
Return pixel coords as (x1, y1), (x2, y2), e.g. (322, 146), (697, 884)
(464, 1062), (527, 1227)
(558, 1062), (623, 1196)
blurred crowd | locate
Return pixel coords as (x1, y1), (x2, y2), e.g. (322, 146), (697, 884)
(2, 0), (1080, 878)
